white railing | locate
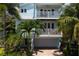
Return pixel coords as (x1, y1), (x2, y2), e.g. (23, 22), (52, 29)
(41, 29), (61, 35)
(37, 11), (60, 18)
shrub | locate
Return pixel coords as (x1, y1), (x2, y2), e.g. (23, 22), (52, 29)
(0, 48), (5, 56)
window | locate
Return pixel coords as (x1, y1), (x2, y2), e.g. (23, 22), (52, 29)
(52, 9), (54, 11)
(24, 9), (27, 12)
(44, 23), (47, 28)
(40, 9), (43, 11)
(48, 10), (50, 11)
(44, 10), (47, 17)
(48, 10), (51, 17)
(21, 9), (23, 13)
(52, 9), (54, 15)
(40, 9), (43, 16)
(48, 23), (50, 28)
(52, 23), (54, 29)
(21, 9), (27, 13)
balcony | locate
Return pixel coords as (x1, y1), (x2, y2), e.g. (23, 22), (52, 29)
(41, 29), (61, 35)
(36, 10), (61, 19)
(39, 29), (62, 37)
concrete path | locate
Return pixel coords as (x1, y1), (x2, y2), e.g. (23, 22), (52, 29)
(33, 49), (63, 56)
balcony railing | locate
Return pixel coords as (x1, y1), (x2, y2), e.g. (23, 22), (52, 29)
(37, 11), (60, 18)
(41, 29), (61, 35)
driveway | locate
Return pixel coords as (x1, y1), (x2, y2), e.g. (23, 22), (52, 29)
(33, 49), (63, 56)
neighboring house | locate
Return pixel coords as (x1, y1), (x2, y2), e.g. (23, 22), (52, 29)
(16, 3), (64, 48)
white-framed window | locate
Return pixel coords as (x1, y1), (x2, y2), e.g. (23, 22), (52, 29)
(21, 9), (27, 13)
(44, 22), (54, 29)
(24, 9), (27, 12)
(48, 23), (50, 29)
(51, 9), (54, 15)
(40, 9), (43, 16)
(51, 23), (54, 29)
(39, 9), (54, 17)
(44, 10), (47, 17)
(48, 10), (51, 17)
(44, 23), (47, 28)
(21, 9), (23, 13)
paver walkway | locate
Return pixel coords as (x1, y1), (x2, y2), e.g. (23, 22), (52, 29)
(33, 49), (63, 56)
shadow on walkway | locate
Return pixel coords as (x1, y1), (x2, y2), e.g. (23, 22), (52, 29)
(33, 49), (63, 56)
(52, 49), (63, 56)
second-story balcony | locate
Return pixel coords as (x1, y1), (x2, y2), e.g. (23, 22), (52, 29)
(40, 29), (62, 37)
(41, 29), (62, 35)
(36, 11), (60, 19)
(35, 4), (62, 19)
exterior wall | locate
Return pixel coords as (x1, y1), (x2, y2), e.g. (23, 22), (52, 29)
(19, 4), (35, 19)
(40, 20), (60, 35)
(19, 3), (63, 19)
(36, 4), (62, 19)
(18, 3), (63, 36)
(18, 3), (63, 48)
(34, 37), (61, 48)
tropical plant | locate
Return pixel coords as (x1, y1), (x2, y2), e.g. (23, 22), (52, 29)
(74, 23), (79, 55)
(62, 3), (79, 18)
(0, 3), (20, 55)
(18, 20), (45, 55)
(4, 33), (24, 56)
(0, 3), (20, 36)
(57, 16), (79, 55)
(57, 3), (79, 55)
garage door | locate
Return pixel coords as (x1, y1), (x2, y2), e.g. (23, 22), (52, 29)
(34, 37), (61, 48)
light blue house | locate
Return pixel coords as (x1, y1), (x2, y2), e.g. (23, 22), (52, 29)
(17, 3), (64, 48)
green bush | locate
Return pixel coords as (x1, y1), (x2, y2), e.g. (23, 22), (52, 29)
(0, 48), (5, 56)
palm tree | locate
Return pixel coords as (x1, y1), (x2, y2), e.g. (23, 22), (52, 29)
(18, 20), (45, 55)
(57, 3), (79, 55)
(62, 3), (79, 18)
(74, 23), (79, 55)
(57, 16), (79, 55)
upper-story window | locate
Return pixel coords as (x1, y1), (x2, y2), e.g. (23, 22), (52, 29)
(21, 9), (23, 13)
(44, 10), (47, 17)
(48, 10), (51, 17)
(39, 9), (54, 17)
(52, 9), (54, 15)
(24, 9), (27, 12)
(40, 9), (43, 11)
(40, 9), (43, 16)
(21, 9), (27, 13)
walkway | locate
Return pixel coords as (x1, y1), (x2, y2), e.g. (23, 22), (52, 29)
(33, 49), (63, 56)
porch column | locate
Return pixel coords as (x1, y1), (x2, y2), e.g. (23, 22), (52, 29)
(31, 38), (34, 51)
(31, 28), (35, 51)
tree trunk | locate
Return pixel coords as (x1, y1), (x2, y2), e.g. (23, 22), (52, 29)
(26, 32), (32, 56)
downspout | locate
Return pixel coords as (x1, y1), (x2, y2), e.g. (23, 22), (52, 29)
(31, 4), (36, 52)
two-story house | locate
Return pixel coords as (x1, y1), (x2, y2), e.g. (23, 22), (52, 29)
(16, 3), (64, 49)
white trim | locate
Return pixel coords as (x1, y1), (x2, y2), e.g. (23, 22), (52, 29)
(34, 17), (60, 19)
(39, 35), (62, 37)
